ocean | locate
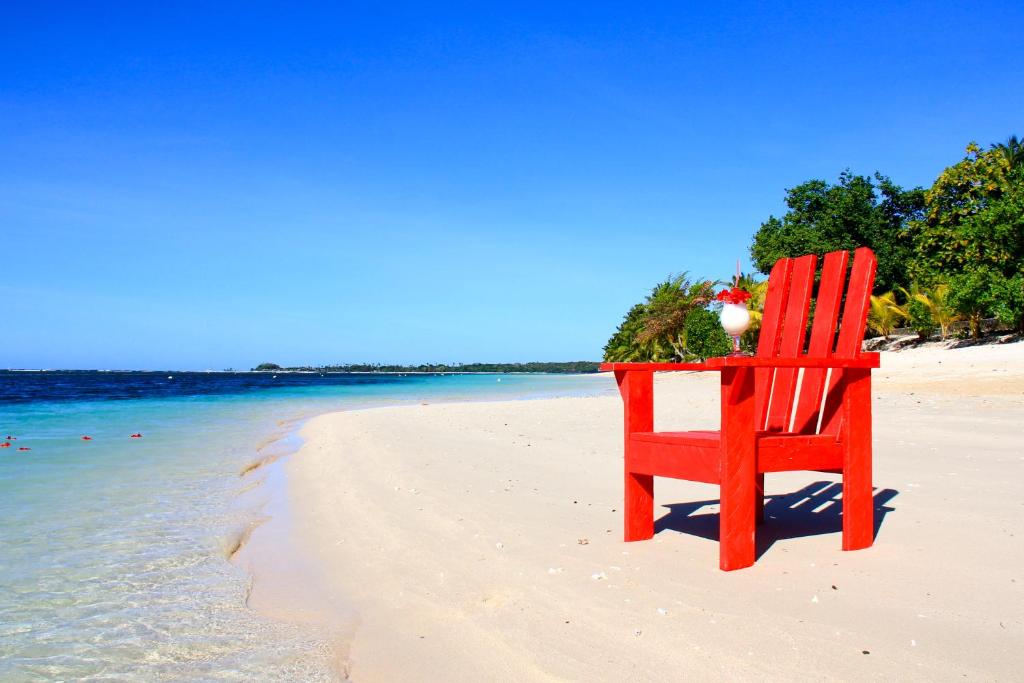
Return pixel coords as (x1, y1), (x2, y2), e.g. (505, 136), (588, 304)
(0, 371), (612, 681)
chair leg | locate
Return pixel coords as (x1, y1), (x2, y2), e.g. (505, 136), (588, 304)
(842, 369), (873, 551)
(624, 472), (654, 541)
(755, 473), (765, 525)
(842, 450), (873, 550)
(842, 465), (873, 550)
(719, 478), (756, 570)
(719, 367), (756, 570)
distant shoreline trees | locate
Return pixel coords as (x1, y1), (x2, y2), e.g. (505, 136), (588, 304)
(250, 361), (601, 374)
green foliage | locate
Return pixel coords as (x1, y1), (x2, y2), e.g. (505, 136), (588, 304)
(907, 142), (1024, 338)
(989, 274), (1024, 332)
(683, 308), (733, 360)
(636, 275), (717, 355)
(992, 135), (1024, 171)
(898, 285), (935, 340)
(908, 143), (1023, 284)
(609, 133), (1022, 354)
(254, 363), (282, 371)
(867, 292), (906, 338)
(749, 171), (924, 293)
(603, 275), (716, 362)
(602, 304), (649, 362)
(947, 269), (1000, 339)
(904, 297), (934, 339)
(733, 273), (767, 351)
(901, 283), (960, 340)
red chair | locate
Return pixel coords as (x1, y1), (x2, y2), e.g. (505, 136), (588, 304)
(600, 248), (879, 570)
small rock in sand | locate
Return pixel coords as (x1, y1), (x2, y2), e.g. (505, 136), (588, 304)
(577, 538), (589, 545)
(592, 572), (607, 580)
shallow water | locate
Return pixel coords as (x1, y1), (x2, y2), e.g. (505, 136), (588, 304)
(0, 372), (611, 681)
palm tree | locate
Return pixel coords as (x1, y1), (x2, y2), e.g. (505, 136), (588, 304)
(734, 273), (768, 330)
(901, 283), (960, 340)
(731, 272), (768, 352)
(867, 291), (906, 338)
(635, 274), (717, 360)
(992, 134), (1024, 170)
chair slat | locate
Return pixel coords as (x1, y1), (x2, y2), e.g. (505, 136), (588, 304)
(793, 250), (849, 433)
(765, 254), (816, 432)
(754, 258), (793, 428)
(820, 247), (877, 435)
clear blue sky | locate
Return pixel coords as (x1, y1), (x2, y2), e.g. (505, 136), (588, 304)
(2, 2), (1021, 369)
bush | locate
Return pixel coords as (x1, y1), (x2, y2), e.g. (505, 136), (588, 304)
(948, 270), (998, 339)
(905, 298), (935, 339)
(991, 274), (1024, 332)
(684, 308), (733, 360)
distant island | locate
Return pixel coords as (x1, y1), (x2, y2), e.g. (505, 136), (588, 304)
(251, 361), (600, 374)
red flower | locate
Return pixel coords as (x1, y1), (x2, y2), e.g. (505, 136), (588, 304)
(716, 288), (752, 305)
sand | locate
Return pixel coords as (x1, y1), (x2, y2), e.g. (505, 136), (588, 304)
(245, 342), (1024, 681)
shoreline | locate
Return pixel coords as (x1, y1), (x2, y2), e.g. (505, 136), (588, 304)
(233, 375), (616, 678)
(244, 344), (1024, 680)
(231, 415), (356, 679)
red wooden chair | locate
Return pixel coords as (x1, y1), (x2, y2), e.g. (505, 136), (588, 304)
(600, 248), (880, 571)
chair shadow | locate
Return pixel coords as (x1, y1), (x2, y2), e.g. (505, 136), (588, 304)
(654, 481), (899, 559)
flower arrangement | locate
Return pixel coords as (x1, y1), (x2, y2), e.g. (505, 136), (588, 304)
(716, 287), (752, 305)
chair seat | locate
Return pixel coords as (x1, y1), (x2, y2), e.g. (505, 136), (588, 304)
(628, 430), (843, 482)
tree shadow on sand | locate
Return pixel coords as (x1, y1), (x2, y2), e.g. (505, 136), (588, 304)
(654, 481), (898, 560)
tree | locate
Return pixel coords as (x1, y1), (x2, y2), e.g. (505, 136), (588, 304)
(634, 275), (717, 360)
(990, 274), (1024, 333)
(749, 171), (924, 293)
(993, 134), (1024, 171)
(908, 143), (1022, 280)
(947, 269), (1000, 339)
(603, 275), (717, 362)
(901, 283), (960, 340)
(683, 307), (732, 360)
(908, 140), (1024, 337)
(603, 304), (649, 362)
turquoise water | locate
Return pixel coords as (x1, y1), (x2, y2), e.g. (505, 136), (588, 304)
(0, 373), (612, 681)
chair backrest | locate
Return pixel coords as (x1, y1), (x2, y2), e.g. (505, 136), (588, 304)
(754, 247), (876, 436)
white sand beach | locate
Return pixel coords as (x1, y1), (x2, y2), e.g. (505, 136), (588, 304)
(244, 342), (1024, 681)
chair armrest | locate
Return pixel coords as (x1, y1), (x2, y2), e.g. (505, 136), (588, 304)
(598, 362), (715, 372)
(704, 353), (880, 370)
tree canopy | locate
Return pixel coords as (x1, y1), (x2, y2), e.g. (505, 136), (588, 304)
(603, 275), (724, 362)
(905, 142), (1024, 332)
(749, 171), (924, 293)
(907, 143), (1023, 282)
